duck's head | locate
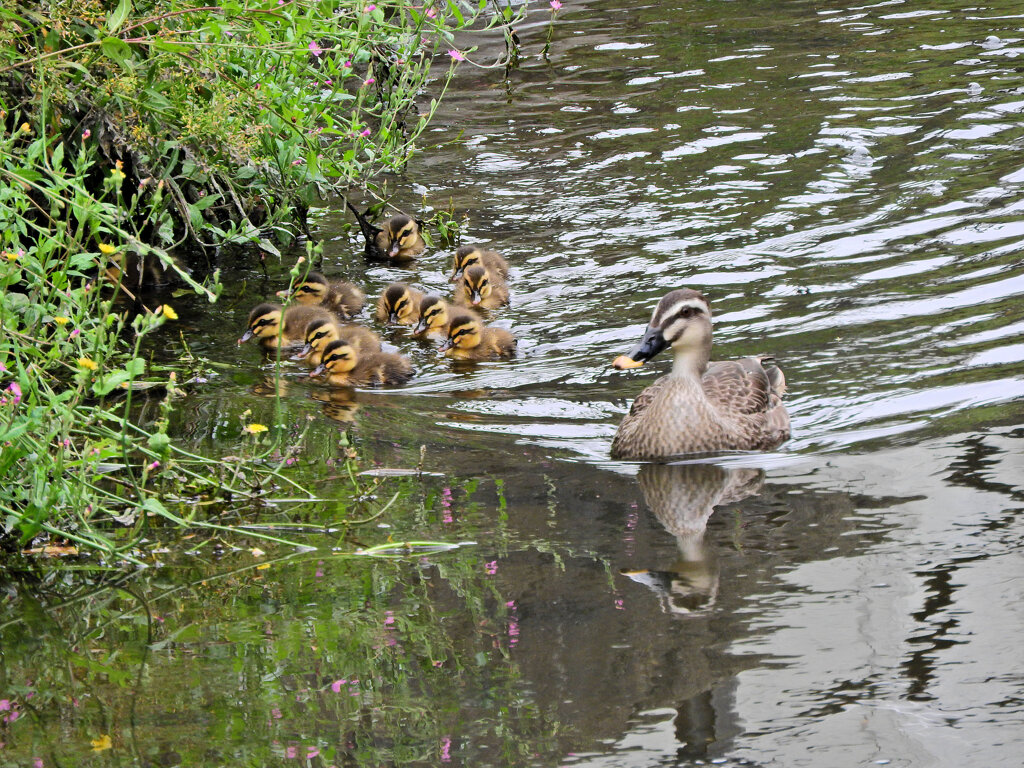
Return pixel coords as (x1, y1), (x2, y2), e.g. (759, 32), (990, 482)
(381, 283), (417, 324)
(239, 303), (283, 344)
(613, 289), (712, 371)
(451, 245), (482, 283)
(383, 215), (420, 258)
(284, 272), (330, 305)
(413, 295), (449, 335)
(310, 339), (358, 377)
(461, 265), (492, 306)
(439, 312), (481, 353)
(292, 317), (338, 359)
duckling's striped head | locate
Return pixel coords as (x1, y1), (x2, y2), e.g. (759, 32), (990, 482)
(292, 272), (330, 305)
(239, 303), (283, 344)
(461, 265), (492, 305)
(451, 246), (482, 283)
(383, 215), (420, 258)
(381, 283), (416, 324)
(413, 295), (448, 335)
(292, 317), (338, 359)
(613, 290), (712, 369)
(439, 312), (481, 353)
(310, 338), (358, 377)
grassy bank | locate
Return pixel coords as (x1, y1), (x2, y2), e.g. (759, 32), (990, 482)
(0, 0), (528, 561)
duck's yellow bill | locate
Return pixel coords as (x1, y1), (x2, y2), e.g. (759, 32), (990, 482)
(612, 355), (644, 370)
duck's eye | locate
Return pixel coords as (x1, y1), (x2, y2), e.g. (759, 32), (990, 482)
(680, 307), (696, 319)
(397, 228), (411, 242)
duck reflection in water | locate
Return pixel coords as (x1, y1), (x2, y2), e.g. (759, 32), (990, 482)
(309, 387), (360, 423)
(622, 462), (762, 615)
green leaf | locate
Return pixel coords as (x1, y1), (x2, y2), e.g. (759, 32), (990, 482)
(107, 0), (131, 33)
(100, 36), (133, 70)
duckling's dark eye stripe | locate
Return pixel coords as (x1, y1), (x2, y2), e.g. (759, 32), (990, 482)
(398, 228), (412, 240)
(298, 285), (316, 294)
(451, 327), (471, 340)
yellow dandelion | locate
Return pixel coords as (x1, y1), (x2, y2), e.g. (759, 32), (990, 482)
(98, 243), (117, 255)
(90, 734), (112, 751)
(54, 316), (70, 325)
(256, 563), (271, 570)
(158, 304), (178, 320)
(20, 122), (31, 134)
(77, 357), (98, 371)
(244, 423), (268, 435)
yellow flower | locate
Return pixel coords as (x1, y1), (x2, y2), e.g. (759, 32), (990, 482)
(245, 423), (268, 435)
(158, 304), (178, 320)
(54, 316), (70, 325)
(78, 357), (98, 371)
(98, 243), (117, 255)
(20, 122), (31, 134)
(4, 251), (16, 262)
(90, 734), (112, 751)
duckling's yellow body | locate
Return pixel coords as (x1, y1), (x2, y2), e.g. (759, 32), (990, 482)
(610, 289), (790, 459)
(238, 303), (333, 349)
(376, 283), (425, 325)
(293, 317), (382, 367)
(373, 215), (425, 262)
(286, 271), (365, 319)
(453, 265), (509, 310)
(450, 246), (509, 283)
(440, 312), (516, 361)
(311, 339), (414, 387)
(412, 295), (451, 337)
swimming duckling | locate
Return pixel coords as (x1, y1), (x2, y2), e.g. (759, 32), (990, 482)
(292, 317), (382, 367)
(376, 282), (425, 325)
(281, 271), (365, 319)
(375, 214), (425, 261)
(439, 312), (516, 361)
(238, 303), (333, 349)
(412, 295), (451, 336)
(453, 265), (509, 310)
(310, 339), (414, 387)
(450, 245), (509, 283)
(610, 289), (790, 459)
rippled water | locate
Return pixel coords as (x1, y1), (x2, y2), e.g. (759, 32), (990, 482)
(4, 1), (1024, 766)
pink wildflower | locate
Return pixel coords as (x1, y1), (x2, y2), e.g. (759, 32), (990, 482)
(0, 700), (10, 711)
(81, 129), (91, 140)
(366, 4), (377, 11)
(550, 0), (562, 9)
(440, 736), (452, 762)
(308, 41), (323, 57)
(384, 611), (395, 626)
(70, 328), (81, 338)
(147, 460), (160, 471)
(364, 77), (375, 85)
(331, 679), (346, 693)
(5, 382), (20, 405)
(344, 60), (352, 68)
(34, 759), (43, 768)
(306, 748), (320, 759)
(448, 49), (465, 62)
(285, 746), (297, 759)
(485, 561), (497, 575)
(360, 128), (372, 137)
(426, 7), (437, 18)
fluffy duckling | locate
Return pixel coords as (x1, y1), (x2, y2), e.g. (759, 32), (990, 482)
(453, 265), (509, 310)
(238, 303), (332, 349)
(310, 339), (414, 387)
(450, 245), (509, 283)
(376, 282), (425, 325)
(610, 289), (790, 459)
(439, 312), (516, 361)
(412, 295), (451, 336)
(282, 271), (365, 319)
(292, 317), (382, 367)
(375, 214), (426, 261)
(346, 200), (426, 262)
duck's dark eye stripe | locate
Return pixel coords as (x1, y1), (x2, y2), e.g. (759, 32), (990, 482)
(451, 327), (471, 340)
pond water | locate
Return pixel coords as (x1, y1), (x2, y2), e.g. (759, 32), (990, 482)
(4, 0), (1024, 766)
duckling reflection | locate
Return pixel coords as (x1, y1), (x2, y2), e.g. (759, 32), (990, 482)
(309, 387), (360, 423)
(621, 462), (763, 615)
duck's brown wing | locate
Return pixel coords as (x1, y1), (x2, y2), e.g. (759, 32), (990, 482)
(624, 375), (672, 418)
(701, 358), (772, 415)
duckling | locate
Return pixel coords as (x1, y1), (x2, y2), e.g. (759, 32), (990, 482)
(450, 245), (509, 283)
(310, 339), (414, 387)
(453, 265), (509, 310)
(610, 289), (790, 459)
(291, 317), (382, 367)
(374, 214), (426, 261)
(281, 271), (365, 319)
(238, 303), (333, 349)
(412, 295), (451, 336)
(345, 200), (425, 261)
(439, 312), (516, 361)
(376, 282), (425, 325)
